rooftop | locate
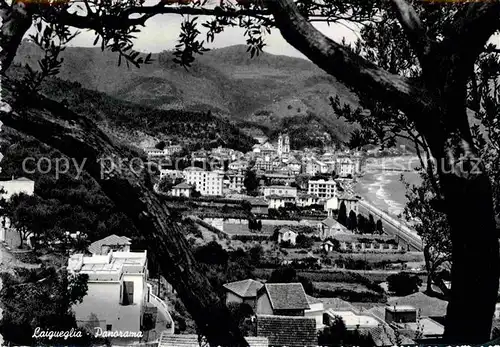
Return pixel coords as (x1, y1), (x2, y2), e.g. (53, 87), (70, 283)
(158, 334), (268, 347)
(265, 185), (297, 189)
(260, 283), (310, 311)
(87, 234), (131, 254)
(385, 305), (417, 313)
(223, 279), (264, 298)
(321, 217), (345, 229)
(326, 309), (380, 329)
(266, 194), (296, 200)
(256, 315), (317, 347)
(67, 251), (147, 281)
(387, 292), (448, 317)
(173, 182), (193, 189)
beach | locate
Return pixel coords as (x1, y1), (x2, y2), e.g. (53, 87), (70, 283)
(354, 156), (422, 217)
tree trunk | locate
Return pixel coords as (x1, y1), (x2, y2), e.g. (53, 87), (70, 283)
(439, 166), (499, 343)
(0, 89), (248, 347)
(0, 1), (33, 71)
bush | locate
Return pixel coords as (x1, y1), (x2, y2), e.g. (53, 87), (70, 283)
(387, 272), (423, 296)
(232, 234), (270, 242)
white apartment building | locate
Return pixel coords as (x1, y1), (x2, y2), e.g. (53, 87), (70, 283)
(67, 250), (149, 333)
(228, 160), (249, 172)
(159, 169), (184, 180)
(145, 145), (182, 159)
(308, 179), (339, 199)
(183, 167), (223, 196)
(263, 185), (298, 198)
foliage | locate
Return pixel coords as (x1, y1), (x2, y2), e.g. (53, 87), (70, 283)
(296, 234), (314, 249)
(387, 272), (423, 296)
(0, 266), (90, 345)
(319, 318), (374, 347)
(158, 177), (184, 194)
(268, 266), (314, 295)
(243, 170), (259, 194)
(338, 201), (347, 227)
(1, 129), (138, 247)
(227, 302), (255, 337)
(403, 171), (452, 295)
(347, 210), (357, 231)
(194, 244), (255, 298)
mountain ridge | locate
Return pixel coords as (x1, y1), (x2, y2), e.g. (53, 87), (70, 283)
(14, 42), (359, 148)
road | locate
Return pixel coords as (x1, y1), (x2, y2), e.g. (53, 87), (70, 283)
(358, 200), (423, 251)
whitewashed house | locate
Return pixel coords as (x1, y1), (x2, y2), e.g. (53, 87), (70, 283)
(67, 251), (150, 332)
(277, 228), (298, 245)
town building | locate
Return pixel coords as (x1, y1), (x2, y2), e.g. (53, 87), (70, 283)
(335, 156), (360, 177)
(183, 167), (223, 196)
(339, 194), (360, 215)
(225, 171), (244, 193)
(246, 198), (269, 215)
(171, 182), (193, 197)
(67, 250), (150, 332)
(305, 295), (325, 329)
(384, 305), (444, 340)
(261, 172), (295, 185)
(308, 179), (339, 199)
(254, 157), (273, 171)
(228, 160), (249, 171)
(88, 235), (131, 255)
(162, 145), (182, 156)
(267, 195), (296, 209)
(277, 228), (298, 245)
(159, 169), (184, 180)
(256, 283), (310, 316)
(223, 279), (264, 309)
(0, 177), (35, 200)
(324, 308), (381, 330)
(277, 134), (291, 156)
(321, 240), (336, 252)
(317, 217), (350, 240)
(263, 185), (297, 198)
(296, 194), (320, 207)
(304, 160), (328, 176)
(145, 147), (167, 159)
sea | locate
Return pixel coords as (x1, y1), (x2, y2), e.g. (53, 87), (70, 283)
(354, 156), (423, 217)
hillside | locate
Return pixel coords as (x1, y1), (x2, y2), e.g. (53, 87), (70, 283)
(5, 65), (256, 152)
(14, 42), (359, 147)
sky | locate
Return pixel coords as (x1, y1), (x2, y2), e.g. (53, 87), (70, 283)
(63, 3), (360, 59)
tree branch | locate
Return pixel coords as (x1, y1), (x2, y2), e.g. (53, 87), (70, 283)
(0, 87), (249, 347)
(0, 1), (33, 72)
(389, 0), (432, 64)
(442, 2), (500, 84)
(264, 0), (429, 116)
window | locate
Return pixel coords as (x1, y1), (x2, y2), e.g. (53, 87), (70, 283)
(122, 281), (134, 305)
(106, 324), (112, 331)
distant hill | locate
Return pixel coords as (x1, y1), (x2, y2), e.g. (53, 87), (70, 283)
(6, 65), (256, 152)
(14, 42), (360, 148)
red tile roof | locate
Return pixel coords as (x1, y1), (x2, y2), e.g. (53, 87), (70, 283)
(260, 283), (310, 311)
(256, 315), (317, 347)
(87, 234), (131, 254)
(158, 334), (268, 347)
(223, 279), (264, 298)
